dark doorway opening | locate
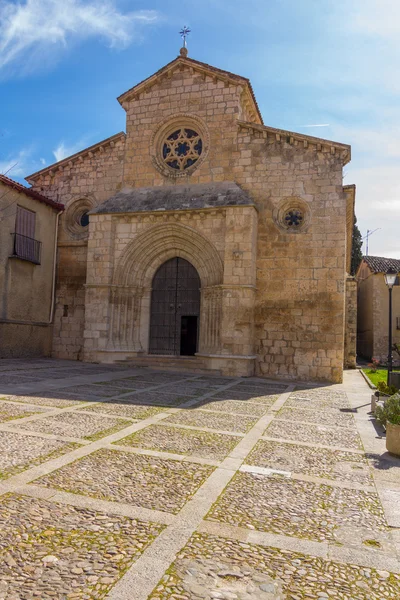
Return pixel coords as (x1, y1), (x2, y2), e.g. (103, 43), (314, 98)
(180, 316), (198, 356)
(149, 257), (201, 356)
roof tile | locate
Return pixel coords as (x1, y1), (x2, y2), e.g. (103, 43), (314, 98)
(0, 174), (64, 211)
(362, 255), (400, 273)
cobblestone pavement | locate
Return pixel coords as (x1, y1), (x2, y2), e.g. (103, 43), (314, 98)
(0, 359), (399, 600)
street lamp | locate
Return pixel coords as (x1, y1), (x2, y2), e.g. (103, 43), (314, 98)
(384, 268), (398, 385)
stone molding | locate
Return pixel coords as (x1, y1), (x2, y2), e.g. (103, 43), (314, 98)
(26, 132), (126, 183)
(150, 114), (210, 179)
(113, 222), (224, 289)
(238, 120), (351, 165)
(272, 197), (312, 234)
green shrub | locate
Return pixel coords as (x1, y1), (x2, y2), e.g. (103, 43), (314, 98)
(375, 393), (400, 426)
(376, 381), (398, 395)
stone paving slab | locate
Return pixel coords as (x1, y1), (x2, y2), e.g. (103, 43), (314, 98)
(0, 361), (398, 600)
(212, 389), (280, 404)
(128, 373), (189, 383)
(82, 402), (164, 421)
(34, 448), (215, 514)
(93, 379), (154, 390)
(287, 388), (350, 409)
(0, 375), (38, 385)
(0, 400), (48, 422)
(0, 493), (164, 600)
(59, 384), (127, 398)
(4, 392), (87, 408)
(195, 376), (236, 386)
(233, 382), (289, 394)
(0, 431), (80, 480)
(116, 423), (240, 461)
(264, 419), (363, 449)
(207, 472), (387, 543)
(194, 398), (269, 417)
(277, 405), (356, 428)
(148, 532), (400, 600)
(164, 409), (257, 433)
(117, 391), (194, 407)
(246, 439), (373, 485)
(12, 412), (132, 441)
(159, 384), (208, 397)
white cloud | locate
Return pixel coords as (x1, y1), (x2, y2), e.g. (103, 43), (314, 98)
(40, 157), (46, 165)
(0, 148), (34, 177)
(0, 0), (159, 74)
(53, 139), (90, 162)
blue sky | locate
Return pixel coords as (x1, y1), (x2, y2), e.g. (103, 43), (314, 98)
(1, 0), (399, 257)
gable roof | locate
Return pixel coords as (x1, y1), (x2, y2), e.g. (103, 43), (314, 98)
(0, 174), (64, 211)
(362, 256), (400, 273)
(26, 132), (125, 183)
(117, 54), (263, 125)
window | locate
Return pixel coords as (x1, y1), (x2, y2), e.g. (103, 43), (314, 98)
(397, 317), (400, 330)
(16, 205), (36, 238)
(162, 128), (203, 171)
(12, 206), (41, 264)
(79, 211), (89, 227)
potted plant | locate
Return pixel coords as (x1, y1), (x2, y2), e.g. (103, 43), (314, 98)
(375, 393), (400, 456)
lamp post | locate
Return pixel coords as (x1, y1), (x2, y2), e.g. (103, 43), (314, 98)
(384, 268), (397, 385)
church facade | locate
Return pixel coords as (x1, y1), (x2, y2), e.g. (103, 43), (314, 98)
(26, 49), (356, 383)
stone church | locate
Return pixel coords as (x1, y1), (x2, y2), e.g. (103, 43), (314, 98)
(26, 47), (356, 383)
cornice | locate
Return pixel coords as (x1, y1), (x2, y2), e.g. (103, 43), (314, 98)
(238, 121), (351, 165)
(26, 132), (126, 183)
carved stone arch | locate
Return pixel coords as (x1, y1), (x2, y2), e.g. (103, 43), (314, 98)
(109, 223), (224, 354)
(113, 223), (223, 288)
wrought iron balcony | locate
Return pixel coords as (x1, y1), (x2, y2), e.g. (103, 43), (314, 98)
(10, 233), (42, 265)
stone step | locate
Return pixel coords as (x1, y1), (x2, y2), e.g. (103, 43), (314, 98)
(116, 355), (220, 375)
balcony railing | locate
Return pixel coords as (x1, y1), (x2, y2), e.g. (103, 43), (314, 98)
(10, 233), (42, 265)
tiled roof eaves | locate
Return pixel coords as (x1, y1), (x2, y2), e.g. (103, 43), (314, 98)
(362, 255), (400, 274)
(0, 174), (64, 210)
(26, 132), (126, 182)
(117, 56), (263, 125)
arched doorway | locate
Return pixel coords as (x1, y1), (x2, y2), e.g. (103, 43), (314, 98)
(149, 257), (201, 356)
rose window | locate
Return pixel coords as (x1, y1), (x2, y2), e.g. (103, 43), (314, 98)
(284, 209), (303, 228)
(162, 128), (203, 171)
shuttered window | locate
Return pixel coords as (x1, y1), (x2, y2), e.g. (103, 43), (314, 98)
(16, 206), (36, 238)
(13, 206), (41, 263)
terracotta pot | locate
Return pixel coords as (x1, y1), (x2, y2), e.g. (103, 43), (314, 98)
(386, 422), (400, 456)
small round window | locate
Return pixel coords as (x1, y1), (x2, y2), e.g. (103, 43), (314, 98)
(162, 128), (203, 171)
(284, 209), (303, 229)
(79, 211), (89, 227)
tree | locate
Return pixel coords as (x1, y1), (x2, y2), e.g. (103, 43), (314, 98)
(351, 216), (363, 275)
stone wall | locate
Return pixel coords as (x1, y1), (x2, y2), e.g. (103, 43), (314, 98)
(28, 135), (125, 360)
(83, 205), (258, 376)
(344, 276), (357, 368)
(235, 129), (347, 383)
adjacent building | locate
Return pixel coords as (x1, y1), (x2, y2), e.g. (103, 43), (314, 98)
(0, 175), (63, 358)
(357, 256), (400, 364)
(25, 48), (356, 382)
